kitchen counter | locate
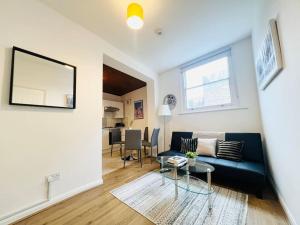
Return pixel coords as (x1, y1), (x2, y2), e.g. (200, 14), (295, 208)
(102, 127), (127, 130)
(102, 127), (113, 129)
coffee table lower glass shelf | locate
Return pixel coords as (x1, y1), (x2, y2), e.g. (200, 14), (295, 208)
(156, 156), (215, 210)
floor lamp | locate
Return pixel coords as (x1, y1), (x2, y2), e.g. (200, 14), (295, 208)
(159, 104), (171, 151)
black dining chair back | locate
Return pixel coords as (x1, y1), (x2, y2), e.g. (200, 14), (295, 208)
(125, 129), (142, 150)
(124, 129), (142, 168)
(142, 128), (160, 163)
(110, 128), (124, 157)
(150, 128), (160, 147)
(143, 127), (149, 142)
(111, 128), (121, 143)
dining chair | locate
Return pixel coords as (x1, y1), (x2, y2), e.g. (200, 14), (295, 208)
(110, 128), (125, 157)
(142, 128), (160, 163)
(143, 127), (149, 141)
(124, 129), (142, 168)
(143, 127), (149, 155)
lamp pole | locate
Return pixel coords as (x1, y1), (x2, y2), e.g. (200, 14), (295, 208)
(158, 104), (171, 152)
(163, 115), (166, 151)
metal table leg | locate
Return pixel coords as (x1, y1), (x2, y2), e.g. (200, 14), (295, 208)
(161, 157), (165, 186)
(162, 172), (165, 185)
(207, 168), (212, 210)
(186, 164), (190, 191)
(175, 167), (178, 199)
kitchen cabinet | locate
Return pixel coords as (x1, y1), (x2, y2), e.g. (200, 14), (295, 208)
(102, 128), (110, 150)
(103, 100), (124, 118)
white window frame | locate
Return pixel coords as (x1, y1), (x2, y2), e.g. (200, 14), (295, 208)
(180, 47), (239, 114)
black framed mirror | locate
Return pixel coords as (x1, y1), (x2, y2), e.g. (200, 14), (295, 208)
(9, 46), (76, 109)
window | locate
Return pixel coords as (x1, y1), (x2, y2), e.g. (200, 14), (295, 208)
(181, 50), (238, 112)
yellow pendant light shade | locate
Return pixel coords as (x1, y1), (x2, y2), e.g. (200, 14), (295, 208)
(127, 3), (144, 30)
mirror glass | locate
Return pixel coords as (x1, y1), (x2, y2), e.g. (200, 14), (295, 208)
(10, 47), (76, 109)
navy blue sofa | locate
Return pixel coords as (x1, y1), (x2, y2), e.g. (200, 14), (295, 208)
(158, 132), (266, 198)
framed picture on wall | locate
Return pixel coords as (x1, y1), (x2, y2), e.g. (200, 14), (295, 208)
(134, 100), (144, 120)
(255, 19), (283, 90)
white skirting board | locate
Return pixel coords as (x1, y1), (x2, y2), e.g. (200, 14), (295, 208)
(0, 179), (103, 225)
(269, 177), (297, 225)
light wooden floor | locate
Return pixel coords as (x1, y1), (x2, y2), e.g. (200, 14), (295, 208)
(14, 153), (289, 225)
(102, 150), (135, 175)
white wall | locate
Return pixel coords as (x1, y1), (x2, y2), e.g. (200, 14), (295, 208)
(252, 0), (300, 224)
(0, 0), (158, 224)
(159, 37), (263, 149)
(122, 86), (148, 129)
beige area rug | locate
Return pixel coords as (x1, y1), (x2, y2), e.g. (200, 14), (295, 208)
(111, 172), (248, 225)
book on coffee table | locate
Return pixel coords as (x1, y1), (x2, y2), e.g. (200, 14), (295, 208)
(167, 156), (187, 166)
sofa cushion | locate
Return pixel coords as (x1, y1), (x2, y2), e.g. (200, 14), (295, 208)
(170, 132), (193, 151)
(199, 157), (265, 174)
(193, 131), (225, 141)
(237, 161), (265, 176)
(206, 159), (265, 184)
(197, 157), (265, 179)
(196, 138), (217, 157)
(234, 162), (266, 185)
(180, 137), (198, 153)
(217, 140), (243, 161)
(197, 156), (217, 164)
(210, 158), (239, 169)
(225, 133), (264, 163)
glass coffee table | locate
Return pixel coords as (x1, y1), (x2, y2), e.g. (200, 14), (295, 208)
(156, 156), (215, 210)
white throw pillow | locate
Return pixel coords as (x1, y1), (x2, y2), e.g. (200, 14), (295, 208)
(196, 138), (217, 157)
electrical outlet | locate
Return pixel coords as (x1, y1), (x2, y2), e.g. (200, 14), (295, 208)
(47, 173), (60, 182)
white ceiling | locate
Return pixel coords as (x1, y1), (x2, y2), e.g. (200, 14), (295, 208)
(40, 0), (257, 74)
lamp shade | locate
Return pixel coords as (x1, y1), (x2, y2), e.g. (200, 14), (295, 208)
(127, 3), (144, 30)
(158, 104), (171, 116)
